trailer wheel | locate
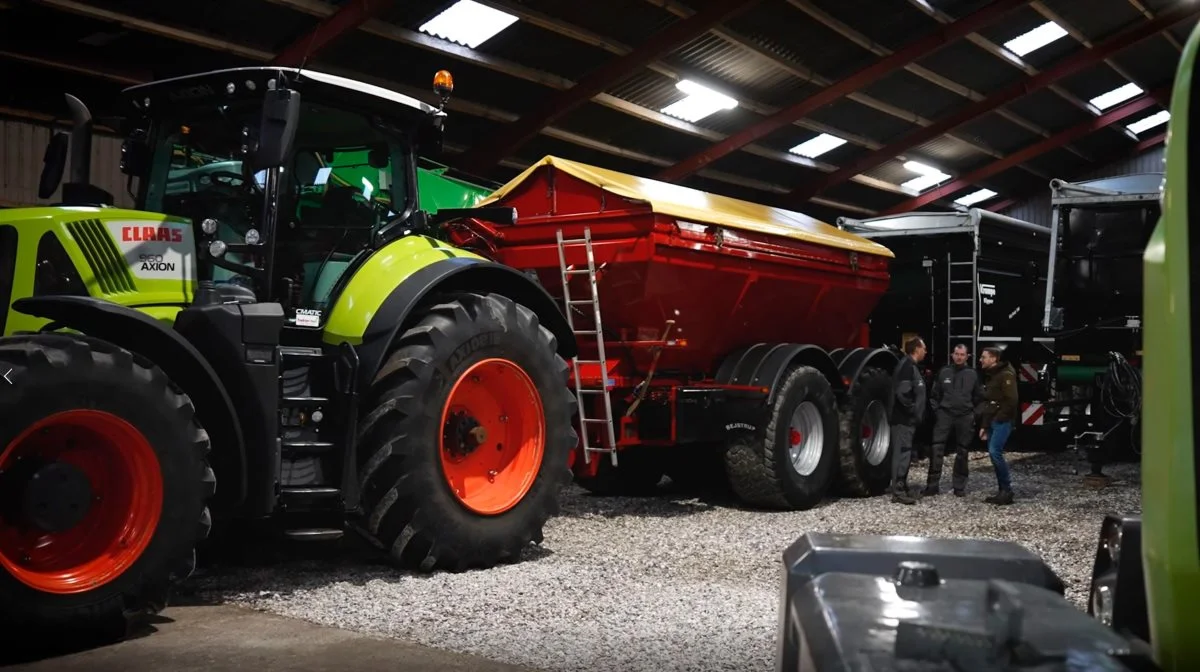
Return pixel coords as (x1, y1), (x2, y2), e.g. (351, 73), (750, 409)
(723, 365), (839, 510)
(0, 334), (214, 646)
(575, 447), (665, 496)
(355, 292), (577, 571)
(836, 367), (894, 496)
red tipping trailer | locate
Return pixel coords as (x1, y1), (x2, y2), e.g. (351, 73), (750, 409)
(447, 157), (901, 509)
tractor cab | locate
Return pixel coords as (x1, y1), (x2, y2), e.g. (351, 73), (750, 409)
(110, 67), (455, 318)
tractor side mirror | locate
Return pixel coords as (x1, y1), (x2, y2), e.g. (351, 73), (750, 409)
(120, 130), (151, 177)
(252, 87), (301, 170)
(417, 116), (445, 157)
(38, 132), (69, 199)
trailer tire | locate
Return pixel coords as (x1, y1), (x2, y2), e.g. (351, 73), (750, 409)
(836, 367), (894, 496)
(355, 292), (577, 572)
(723, 365), (839, 510)
(575, 448), (664, 496)
(0, 334), (214, 649)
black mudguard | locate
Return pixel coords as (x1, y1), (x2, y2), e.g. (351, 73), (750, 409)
(773, 533), (1144, 672)
(716, 343), (844, 404)
(837, 346), (900, 396)
(11, 296), (247, 507)
(355, 257), (576, 394)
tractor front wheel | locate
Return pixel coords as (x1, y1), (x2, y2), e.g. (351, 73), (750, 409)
(0, 334), (214, 646)
(355, 292), (577, 571)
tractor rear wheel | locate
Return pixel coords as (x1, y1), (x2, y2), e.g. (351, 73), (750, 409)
(723, 365), (839, 510)
(0, 334), (214, 646)
(836, 367), (895, 496)
(355, 292), (577, 571)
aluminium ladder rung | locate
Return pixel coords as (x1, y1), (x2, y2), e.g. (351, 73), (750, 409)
(559, 237), (590, 245)
(574, 330), (599, 335)
(576, 388), (608, 394)
(950, 298), (973, 303)
(565, 269), (592, 275)
(950, 261), (974, 266)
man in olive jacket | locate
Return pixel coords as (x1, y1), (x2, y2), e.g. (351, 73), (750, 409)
(889, 336), (927, 505)
(977, 346), (1019, 505)
(925, 343), (983, 497)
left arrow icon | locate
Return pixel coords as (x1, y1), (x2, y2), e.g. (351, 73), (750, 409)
(2, 368), (11, 385)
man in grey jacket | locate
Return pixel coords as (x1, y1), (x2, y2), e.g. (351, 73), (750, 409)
(924, 343), (983, 497)
(889, 336), (927, 505)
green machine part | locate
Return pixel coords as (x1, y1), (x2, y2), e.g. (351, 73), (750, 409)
(1056, 364), (1109, 385)
(417, 164), (493, 212)
(1142, 21), (1200, 671)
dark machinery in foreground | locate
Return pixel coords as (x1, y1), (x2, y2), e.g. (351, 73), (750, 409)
(775, 22), (1198, 671)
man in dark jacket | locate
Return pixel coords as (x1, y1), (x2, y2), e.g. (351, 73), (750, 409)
(925, 343), (983, 497)
(889, 336), (927, 505)
(977, 346), (1019, 505)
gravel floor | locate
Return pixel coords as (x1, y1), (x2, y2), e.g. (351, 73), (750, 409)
(187, 450), (1140, 672)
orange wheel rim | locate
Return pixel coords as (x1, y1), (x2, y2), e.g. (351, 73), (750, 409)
(0, 410), (163, 594)
(439, 358), (546, 515)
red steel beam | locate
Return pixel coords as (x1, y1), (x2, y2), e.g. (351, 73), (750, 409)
(454, 0), (758, 175)
(793, 4), (1199, 205)
(651, 0), (1029, 182)
(273, 0), (395, 67)
(879, 87), (1169, 215)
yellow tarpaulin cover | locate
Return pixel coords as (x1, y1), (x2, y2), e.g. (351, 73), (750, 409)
(478, 155), (894, 259)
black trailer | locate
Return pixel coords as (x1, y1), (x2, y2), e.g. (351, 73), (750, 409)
(837, 208), (1055, 450)
(1041, 174), (1158, 462)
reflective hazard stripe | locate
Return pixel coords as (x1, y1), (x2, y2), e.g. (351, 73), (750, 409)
(1021, 402), (1045, 425)
(1019, 364), (1038, 383)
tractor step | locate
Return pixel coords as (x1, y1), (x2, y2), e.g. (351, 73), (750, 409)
(282, 440), (336, 455)
(283, 528), (344, 541)
(279, 346), (326, 360)
(282, 395), (330, 405)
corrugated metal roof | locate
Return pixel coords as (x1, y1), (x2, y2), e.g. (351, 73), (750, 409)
(0, 0), (1190, 222)
(1004, 88), (1091, 131)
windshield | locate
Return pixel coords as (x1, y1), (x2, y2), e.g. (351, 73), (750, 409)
(139, 100), (413, 242)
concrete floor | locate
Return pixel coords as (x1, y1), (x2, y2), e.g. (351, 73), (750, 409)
(7, 605), (535, 672)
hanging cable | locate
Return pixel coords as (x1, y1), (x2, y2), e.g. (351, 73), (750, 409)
(1099, 351), (1143, 453)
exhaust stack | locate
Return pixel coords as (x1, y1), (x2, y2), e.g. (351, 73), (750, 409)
(64, 94), (93, 188)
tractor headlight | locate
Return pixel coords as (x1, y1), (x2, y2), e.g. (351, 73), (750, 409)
(244, 228), (261, 245)
(200, 218), (219, 235)
(1091, 581), (1115, 626)
(1086, 514), (1149, 643)
(208, 240), (227, 258)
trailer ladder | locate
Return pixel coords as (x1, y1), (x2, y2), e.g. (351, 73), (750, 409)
(947, 252), (978, 358)
(555, 228), (618, 466)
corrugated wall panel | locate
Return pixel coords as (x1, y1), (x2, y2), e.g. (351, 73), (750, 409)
(999, 145), (1166, 225)
(1, 120), (134, 208)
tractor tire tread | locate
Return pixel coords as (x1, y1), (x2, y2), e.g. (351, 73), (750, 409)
(354, 292), (576, 573)
(0, 333), (213, 648)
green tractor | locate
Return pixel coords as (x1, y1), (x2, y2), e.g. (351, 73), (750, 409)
(0, 67), (579, 639)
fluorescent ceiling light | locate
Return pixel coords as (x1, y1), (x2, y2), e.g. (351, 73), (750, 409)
(1003, 21), (1068, 57)
(900, 161), (951, 191)
(902, 160), (942, 176)
(954, 188), (998, 206)
(1127, 110), (1170, 135)
(661, 80), (738, 122)
(419, 0), (519, 49)
(1090, 82), (1143, 111)
(789, 133), (847, 158)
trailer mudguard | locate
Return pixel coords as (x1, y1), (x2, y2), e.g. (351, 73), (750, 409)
(10, 295), (247, 507)
(838, 347), (900, 396)
(323, 236), (575, 394)
(716, 343), (843, 404)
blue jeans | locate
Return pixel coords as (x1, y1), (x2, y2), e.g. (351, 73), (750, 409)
(987, 420), (1013, 491)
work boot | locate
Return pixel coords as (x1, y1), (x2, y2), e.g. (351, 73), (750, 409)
(953, 488), (965, 498)
(891, 483), (917, 505)
(985, 490), (1014, 505)
(922, 484), (940, 497)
